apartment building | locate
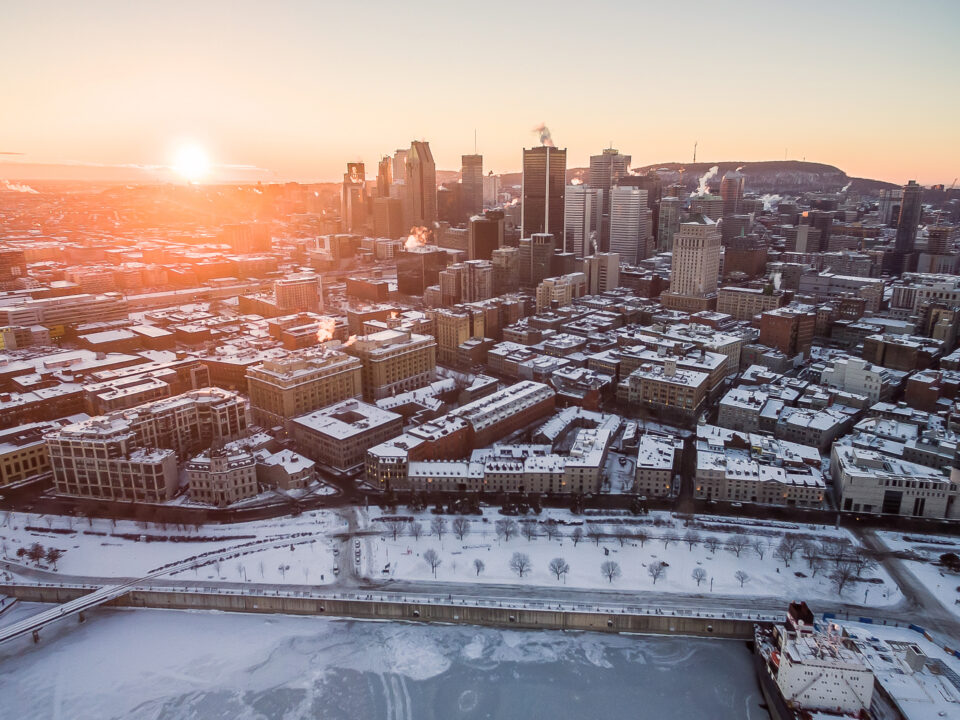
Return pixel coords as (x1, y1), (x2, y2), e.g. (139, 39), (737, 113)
(292, 399), (403, 471)
(345, 328), (436, 401)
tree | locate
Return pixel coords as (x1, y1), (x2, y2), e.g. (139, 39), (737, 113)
(692, 567), (707, 587)
(26, 542), (45, 566)
(801, 541), (819, 567)
(408, 521), (423, 541)
(808, 556), (825, 578)
(384, 519), (406, 541)
(601, 560), (622, 583)
(423, 548), (442, 577)
(258, 560), (265, 578)
(752, 538), (767, 560)
(430, 516), (447, 541)
(543, 522), (562, 542)
(495, 519), (518, 542)
(704, 536), (721, 553)
(851, 549), (878, 578)
(726, 533), (749, 557)
(510, 552), (531, 578)
(613, 524), (633, 547)
(940, 552), (960, 572)
(661, 532), (677, 550)
(549, 557), (570, 582)
(235, 562), (246, 581)
(452, 517), (470, 541)
(830, 562), (857, 595)
(778, 535), (803, 562)
(648, 561), (667, 585)
(277, 563), (288, 580)
(44, 547), (64, 570)
(634, 528), (648, 547)
(683, 529), (701, 551)
(773, 539), (794, 567)
(586, 524), (604, 546)
(820, 538), (849, 567)
(473, 558), (485, 576)
(735, 570), (750, 588)
(570, 527), (584, 546)
(521, 523), (539, 542)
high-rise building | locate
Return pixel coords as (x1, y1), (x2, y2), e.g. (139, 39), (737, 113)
(521, 146), (566, 240)
(657, 197), (681, 252)
(617, 172), (662, 249)
(800, 210), (834, 252)
(376, 156), (393, 198)
(492, 247), (520, 295)
(405, 141), (437, 228)
(344, 329), (437, 401)
(341, 162), (367, 232)
(890, 180), (923, 274)
(468, 209), (504, 260)
(397, 246), (449, 296)
(461, 154), (483, 218)
(720, 169), (745, 217)
(461, 260), (494, 302)
(432, 306), (486, 365)
(689, 194), (724, 221)
(878, 189), (900, 226)
(588, 148), (631, 245)
(275, 273), (322, 312)
(373, 197), (404, 238)
(609, 187), (652, 265)
(564, 185), (602, 256)
(535, 272), (587, 312)
(661, 215), (722, 312)
(482, 172), (501, 208)
(758, 305), (817, 358)
(583, 252), (620, 294)
(518, 233), (556, 287)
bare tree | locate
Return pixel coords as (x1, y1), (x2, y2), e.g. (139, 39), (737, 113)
(726, 533), (749, 557)
(601, 560), (622, 583)
(473, 558), (485, 576)
(549, 557), (570, 581)
(543, 522), (562, 542)
(235, 561), (246, 581)
(683, 529), (701, 551)
(430, 516), (447, 541)
(495, 519), (518, 542)
(451, 517), (470, 541)
(521, 523), (539, 542)
(44, 547), (64, 570)
(423, 548), (442, 577)
(634, 528), (648, 547)
(692, 567), (707, 587)
(778, 535), (803, 562)
(408, 521), (423, 541)
(809, 556), (825, 578)
(258, 560), (265, 578)
(773, 539), (793, 567)
(734, 570), (750, 588)
(752, 538), (767, 560)
(570, 526), (584, 546)
(661, 532), (677, 550)
(384, 519), (406, 541)
(851, 549), (878, 578)
(820, 538), (850, 567)
(213, 559), (222, 578)
(277, 563), (288, 580)
(510, 552), (531, 578)
(613, 524), (633, 547)
(704, 536), (721, 553)
(648, 561), (667, 585)
(830, 562), (857, 595)
(801, 541), (819, 567)
(586, 524), (604, 546)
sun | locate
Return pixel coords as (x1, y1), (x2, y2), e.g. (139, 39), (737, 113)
(172, 143), (211, 183)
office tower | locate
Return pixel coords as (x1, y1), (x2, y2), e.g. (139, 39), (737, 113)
(373, 197), (404, 238)
(521, 146), (566, 240)
(492, 247), (520, 295)
(397, 246), (449, 295)
(689, 194), (724, 221)
(461, 260), (494, 302)
(405, 141), (437, 228)
(661, 215), (722, 312)
(439, 264), (464, 305)
(588, 148), (631, 245)
(583, 252), (620, 294)
(376, 156), (392, 197)
(482, 172), (501, 208)
(468, 209), (504, 260)
(891, 180), (923, 273)
(720, 215), (752, 245)
(564, 185), (602, 256)
(787, 224), (822, 253)
(518, 233), (556, 287)
(617, 171), (662, 247)
(341, 162), (367, 232)
(720, 169), (745, 217)
(461, 154), (483, 218)
(391, 149), (408, 185)
(609, 187), (652, 264)
(878, 189), (900, 226)
(437, 184), (462, 223)
(535, 272), (587, 312)
(926, 225), (953, 255)
(275, 273), (322, 312)
(800, 209), (834, 251)
(657, 197), (681, 251)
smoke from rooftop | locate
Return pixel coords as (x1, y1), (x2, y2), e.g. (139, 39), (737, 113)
(532, 123), (555, 148)
(690, 165), (719, 197)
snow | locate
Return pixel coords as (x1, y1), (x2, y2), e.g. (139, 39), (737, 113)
(876, 530), (960, 618)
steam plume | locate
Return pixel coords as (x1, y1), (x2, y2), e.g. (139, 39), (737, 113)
(760, 193), (782, 211)
(404, 226), (430, 250)
(532, 123), (555, 148)
(690, 165), (719, 197)
(2, 180), (39, 194)
(570, 178), (582, 186)
(315, 316), (337, 343)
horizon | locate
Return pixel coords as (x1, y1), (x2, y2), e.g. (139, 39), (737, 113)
(3, 1), (959, 186)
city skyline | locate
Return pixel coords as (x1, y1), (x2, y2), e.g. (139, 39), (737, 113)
(2, 1), (959, 185)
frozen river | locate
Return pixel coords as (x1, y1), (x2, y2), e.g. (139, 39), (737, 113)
(0, 605), (770, 720)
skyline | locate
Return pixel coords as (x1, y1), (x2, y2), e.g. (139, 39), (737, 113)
(2, 0), (960, 185)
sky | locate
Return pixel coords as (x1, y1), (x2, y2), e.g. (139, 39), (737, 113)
(1, 0), (959, 184)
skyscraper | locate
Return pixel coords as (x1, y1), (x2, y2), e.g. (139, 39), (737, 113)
(583, 252), (620, 294)
(720, 169), (745, 217)
(891, 180), (923, 274)
(461, 154), (483, 218)
(482, 172), (501, 208)
(657, 197), (681, 252)
(404, 141), (437, 228)
(468, 210), (504, 260)
(492, 247), (520, 295)
(609, 187), (652, 265)
(564, 185), (602, 256)
(376, 156), (392, 198)
(518, 233), (555, 287)
(341, 162), (367, 232)
(661, 215), (722, 312)
(521, 146), (566, 240)
(588, 148), (631, 246)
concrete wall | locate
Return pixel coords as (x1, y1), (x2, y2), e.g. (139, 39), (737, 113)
(0, 583), (755, 639)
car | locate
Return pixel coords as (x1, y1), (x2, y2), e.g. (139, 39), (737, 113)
(354, 539), (361, 549)
(333, 547), (339, 556)
(333, 565), (339, 575)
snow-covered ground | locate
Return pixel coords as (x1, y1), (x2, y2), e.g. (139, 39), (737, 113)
(359, 508), (901, 607)
(877, 530), (960, 618)
(0, 509), (346, 585)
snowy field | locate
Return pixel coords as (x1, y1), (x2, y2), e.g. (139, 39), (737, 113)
(0, 509), (347, 585)
(877, 530), (960, 618)
(0, 605), (769, 720)
(359, 508), (901, 607)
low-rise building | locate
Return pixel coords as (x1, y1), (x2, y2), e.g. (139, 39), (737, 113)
(255, 449), (315, 490)
(618, 361), (709, 423)
(292, 399), (403, 472)
(187, 446), (259, 507)
(775, 405), (853, 451)
(634, 434), (681, 496)
(345, 328), (437, 401)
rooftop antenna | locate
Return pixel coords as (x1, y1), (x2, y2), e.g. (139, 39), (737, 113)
(693, 141), (697, 163)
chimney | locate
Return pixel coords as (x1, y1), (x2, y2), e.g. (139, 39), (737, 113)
(664, 359), (677, 378)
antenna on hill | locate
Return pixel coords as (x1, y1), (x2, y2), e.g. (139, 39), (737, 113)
(693, 141), (697, 163)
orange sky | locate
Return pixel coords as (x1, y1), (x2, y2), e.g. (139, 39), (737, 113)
(2, 1), (958, 185)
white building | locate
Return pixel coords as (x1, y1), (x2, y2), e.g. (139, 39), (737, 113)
(608, 187), (652, 264)
(563, 185), (601, 256)
(819, 356), (903, 404)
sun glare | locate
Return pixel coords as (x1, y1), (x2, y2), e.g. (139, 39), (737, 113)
(172, 143), (211, 183)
